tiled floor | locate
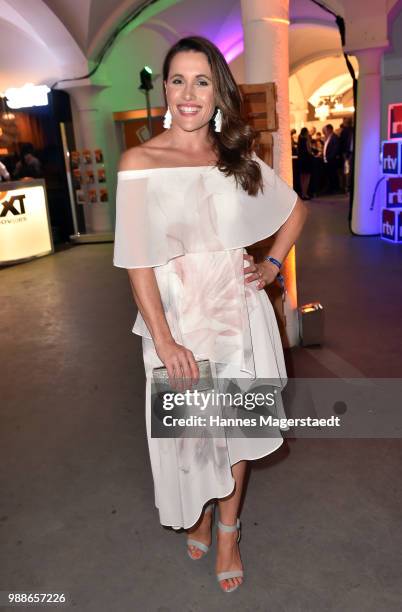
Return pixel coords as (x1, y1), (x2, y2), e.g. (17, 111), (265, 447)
(1, 195), (401, 612)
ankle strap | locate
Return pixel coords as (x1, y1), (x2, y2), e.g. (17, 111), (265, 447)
(218, 518), (240, 532)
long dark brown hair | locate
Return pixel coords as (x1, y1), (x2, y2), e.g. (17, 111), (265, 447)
(162, 36), (263, 196)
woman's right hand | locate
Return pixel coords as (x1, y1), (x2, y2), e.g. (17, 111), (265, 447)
(154, 338), (200, 391)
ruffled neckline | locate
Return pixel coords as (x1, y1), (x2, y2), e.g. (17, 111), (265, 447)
(118, 165), (217, 177)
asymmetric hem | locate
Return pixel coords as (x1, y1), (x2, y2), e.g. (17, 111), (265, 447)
(113, 155), (298, 530)
(156, 436), (284, 531)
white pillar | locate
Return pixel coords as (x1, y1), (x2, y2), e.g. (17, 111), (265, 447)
(351, 47), (384, 235)
(63, 82), (113, 234)
(241, 0), (291, 180)
(241, 0), (300, 347)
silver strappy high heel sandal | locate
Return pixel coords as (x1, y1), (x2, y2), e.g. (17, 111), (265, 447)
(216, 518), (244, 592)
(186, 502), (215, 560)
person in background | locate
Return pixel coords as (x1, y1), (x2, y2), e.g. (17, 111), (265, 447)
(291, 129), (298, 156)
(291, 129), (301, 193)
(0, 159), (10, 181)
(339, 118), (354, 193)
(309, 130), (324, 197)
(297, 127), (314, 200)
(14, 143), (42, 180)
(314, 131), (324, 156)
(322, 124), (340, 194)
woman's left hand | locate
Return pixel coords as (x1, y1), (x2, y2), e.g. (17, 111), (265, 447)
(243, 253), (280, 290)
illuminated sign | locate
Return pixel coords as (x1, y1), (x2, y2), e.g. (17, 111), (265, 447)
(5, 83), (50, 109)
(399, 211), (402, 242)
(388, 103), (402, 140)
(381, 105), (402, 244)
(382, 208), (396, 240)
(382, 141), (402, 175)
(386, 177), (402, 208)
(0, 181), (53, 263)
(0, 193), (26, 216)
(381, 208), (402, 243)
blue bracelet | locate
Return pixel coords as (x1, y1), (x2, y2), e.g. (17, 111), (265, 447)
(264, 255), (282, 269)
(264, 256), (285, 291)
(276, 273), (285, 290)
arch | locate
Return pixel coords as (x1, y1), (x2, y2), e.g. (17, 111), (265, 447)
(4, 0), (86, 71)
(87, 0), (184, 62)
(0, 17), (60, 90)
(290, 49), (344, 75)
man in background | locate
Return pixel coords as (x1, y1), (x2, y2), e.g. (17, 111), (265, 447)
(322, 124), (340, 194)
(339, 118), (354, 192)
(14, 143), (42, 180)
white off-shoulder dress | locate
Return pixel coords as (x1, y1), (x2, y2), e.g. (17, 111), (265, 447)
(113, 154), (298, 530)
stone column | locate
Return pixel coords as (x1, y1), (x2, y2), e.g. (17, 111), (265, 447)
(350, 47), (385, 235)
(62, 81), (113, 235)
(241, 0), (300, 347)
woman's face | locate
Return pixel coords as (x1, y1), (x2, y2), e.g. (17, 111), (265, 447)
(164, 50), (216, 132)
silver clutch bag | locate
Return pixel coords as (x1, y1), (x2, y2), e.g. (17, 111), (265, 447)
(152, 359), (214, 394)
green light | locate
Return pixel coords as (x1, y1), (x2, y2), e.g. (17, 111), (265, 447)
(144, 65), (152, 74)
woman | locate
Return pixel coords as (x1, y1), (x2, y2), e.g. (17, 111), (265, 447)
(297, 127), (314, 200)
(113, 36), (307, 593)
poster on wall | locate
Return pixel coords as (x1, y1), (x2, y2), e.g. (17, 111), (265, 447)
(97, 168), (106, 182)
(82, 149), (92, 164)
(76, 189), (85, 205)
(136, 125), (151, 142)
(94, 149), (104, 163)
(72, 169), (82, 189)
(71, 151), (80, 168)
(88, 188), (97, 203)
(69, 148), (108, 208)
(85, 168), (95, 184)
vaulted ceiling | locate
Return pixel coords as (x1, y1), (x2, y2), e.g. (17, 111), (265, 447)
(0, 0), (400, 103)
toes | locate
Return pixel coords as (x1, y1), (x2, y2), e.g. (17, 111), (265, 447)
(188, 545), (200, 558)
(219, 577), (242, 591)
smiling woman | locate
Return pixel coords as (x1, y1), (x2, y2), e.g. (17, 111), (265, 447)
(161, 36), (264, 195)
(113, 35), (307, 594)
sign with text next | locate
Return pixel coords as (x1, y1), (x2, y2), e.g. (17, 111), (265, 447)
(0, 180), (53, 264)
(381, 104), (402, 243)
(381, 208), (402, 243)
(388, 103), (402, 140)
(381, 141), (402, 175)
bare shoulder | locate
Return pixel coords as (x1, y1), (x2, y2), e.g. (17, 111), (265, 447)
(118, 134), (169, 171)
(118, 145), (152, 172)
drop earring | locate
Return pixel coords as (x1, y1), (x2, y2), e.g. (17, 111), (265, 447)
(163, 107), (172, 129)
(214, 108), (222, 132)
